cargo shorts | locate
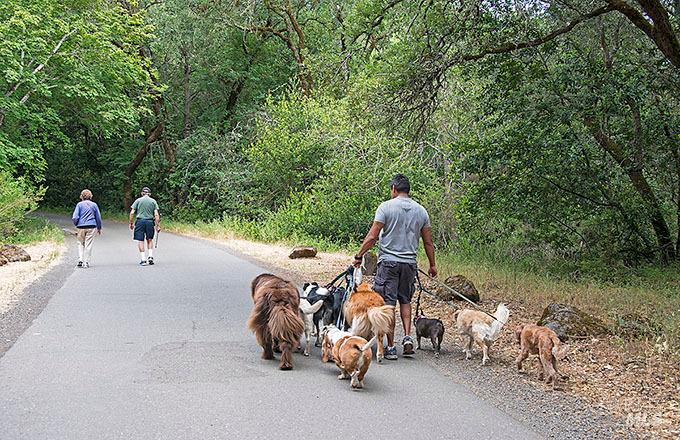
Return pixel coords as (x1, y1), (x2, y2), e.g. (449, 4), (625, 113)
(372, 261), (417, 306)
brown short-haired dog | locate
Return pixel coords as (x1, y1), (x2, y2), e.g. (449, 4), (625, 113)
(322, 325), (375, 390)
(515, 324), (569, 388)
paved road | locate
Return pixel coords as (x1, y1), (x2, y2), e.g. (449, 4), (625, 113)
(0, 219), (542, 439)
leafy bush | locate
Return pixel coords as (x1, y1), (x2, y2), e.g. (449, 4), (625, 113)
(243, 93), (443, 244)
(0, 172), (44, 241)
(246, 94), (348, 214)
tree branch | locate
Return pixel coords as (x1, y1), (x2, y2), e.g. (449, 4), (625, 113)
(451, 5), (615, 65)
(5, 29), (77, 98)
(607, 0), (680, 67)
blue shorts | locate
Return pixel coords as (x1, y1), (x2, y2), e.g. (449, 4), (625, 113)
(133, 219), (155, 241)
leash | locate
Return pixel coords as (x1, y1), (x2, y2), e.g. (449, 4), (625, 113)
(331, 265), (362, 329)
(415, 271), (424, 317)
(325, 268), (349, 289)
(416, 268), (501, 323)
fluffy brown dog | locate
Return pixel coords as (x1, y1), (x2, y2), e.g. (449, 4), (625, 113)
(343, 283), (394, 362)
(515, 324), (569, 388)
(322, 325), (375, 389)
(247, 273), (305, 370)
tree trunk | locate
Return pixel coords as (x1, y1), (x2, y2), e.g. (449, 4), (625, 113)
(122, 120), (162, 210)
(182, 54), (191, 139)
(585, 117), (676, 261)
(663, 118), (680, 258)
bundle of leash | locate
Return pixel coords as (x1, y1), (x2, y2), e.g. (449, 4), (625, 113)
(248, 264), (569, 391)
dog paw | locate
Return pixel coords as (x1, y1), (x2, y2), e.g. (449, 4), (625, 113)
(303, 352), (309, 356)
(280, 364), (293, 371)
(314, 342), (322, 347)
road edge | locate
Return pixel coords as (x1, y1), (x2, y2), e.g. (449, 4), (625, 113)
(0, 234), (75, 358)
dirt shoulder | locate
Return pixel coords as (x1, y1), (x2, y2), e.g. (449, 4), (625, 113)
(178, 231), (678, 439)
(0, 241), (66, 314)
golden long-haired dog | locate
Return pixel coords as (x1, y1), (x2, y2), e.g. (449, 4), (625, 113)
(343, 282), (394, 362)
(247, 273), (305, 370)
(515, 324), (569, 388)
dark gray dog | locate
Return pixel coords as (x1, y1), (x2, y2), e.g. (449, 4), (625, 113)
(413, 315), (445, 357)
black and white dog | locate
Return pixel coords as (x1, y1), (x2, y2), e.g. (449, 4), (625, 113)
(302, 282), (348, 346)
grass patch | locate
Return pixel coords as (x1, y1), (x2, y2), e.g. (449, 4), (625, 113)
(5, 216), (64, 245)
(163, 216), (356, 253)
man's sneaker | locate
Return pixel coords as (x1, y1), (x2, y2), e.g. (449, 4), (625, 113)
(139, 260), (147, 266)
(76, 261), (83, 268)
(402, 335), (415, 357)
(83, 262), (90, 269)
(384, 346), (398, 360)
(148, 257), (154, 266)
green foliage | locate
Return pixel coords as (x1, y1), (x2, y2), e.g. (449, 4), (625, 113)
(166, 128), (253, 221)
(0, 172), (44, 240)
(1, 0), (676, 272)
(6, 216), (63, 245)
(1, 0), (153, 207)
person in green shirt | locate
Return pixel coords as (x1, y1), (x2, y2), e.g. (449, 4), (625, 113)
(129, 187), (160, 266)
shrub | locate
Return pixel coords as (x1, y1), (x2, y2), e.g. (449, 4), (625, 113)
(0, 172), (44, 240)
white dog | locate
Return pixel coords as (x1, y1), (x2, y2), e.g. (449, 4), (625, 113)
(454, 303), (510, 365)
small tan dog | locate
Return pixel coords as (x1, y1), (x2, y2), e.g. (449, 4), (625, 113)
(515, 324), (569, 388)
(321, 325), (376, 390)
(454, 303), (510, 365)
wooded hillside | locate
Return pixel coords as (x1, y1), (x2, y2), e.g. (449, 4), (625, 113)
(2, 0), (679, 270)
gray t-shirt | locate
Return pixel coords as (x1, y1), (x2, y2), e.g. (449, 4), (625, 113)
(374, 196), (431, 263)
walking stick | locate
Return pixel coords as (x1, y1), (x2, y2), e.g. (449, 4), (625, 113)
(154, 214), (161, 249)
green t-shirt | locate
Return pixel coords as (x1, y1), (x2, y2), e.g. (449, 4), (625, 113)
(131, 196), (159, 220)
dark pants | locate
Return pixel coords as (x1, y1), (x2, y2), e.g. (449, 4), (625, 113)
(372, 261), (417, 306)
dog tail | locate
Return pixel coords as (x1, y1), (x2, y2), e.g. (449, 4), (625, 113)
(299, 299), (324, 315)
(367, 305), (395, 337)
(355, 336), (376, 374)
(268, 305), (305, 344)
(550, 335), (569, 360)
(360, 335), (377, 352)
(486, 303), (509, 342)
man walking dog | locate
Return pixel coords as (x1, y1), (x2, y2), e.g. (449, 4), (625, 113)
(353, 174), (437, 360)
(129, 187), (160, 266)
